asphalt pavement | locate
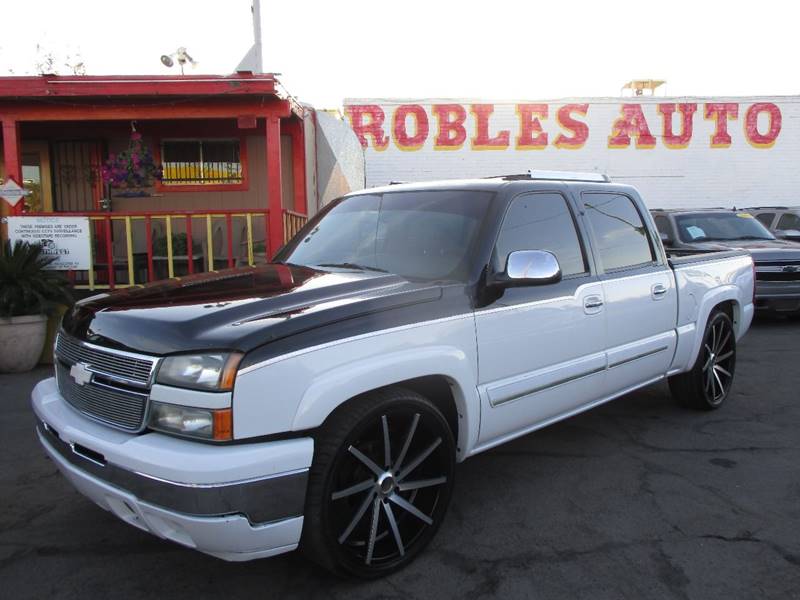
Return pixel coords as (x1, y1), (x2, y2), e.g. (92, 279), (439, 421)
(1, 316), (799, 599)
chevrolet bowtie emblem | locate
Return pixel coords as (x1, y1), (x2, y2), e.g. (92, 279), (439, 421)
(783, 265), (798, 273)
(69, 362), (93, 386)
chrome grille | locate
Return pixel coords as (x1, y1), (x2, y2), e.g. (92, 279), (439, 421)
(55, 362), (148, 431)
(54, 334), (157, 431)
(55, 334), (154, 386)
(755, 260), (800, 282)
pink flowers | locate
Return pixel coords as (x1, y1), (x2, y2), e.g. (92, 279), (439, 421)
(102, 133), (162, 189)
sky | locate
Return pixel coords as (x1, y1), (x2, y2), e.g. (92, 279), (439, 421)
(0, 0), (797, 108)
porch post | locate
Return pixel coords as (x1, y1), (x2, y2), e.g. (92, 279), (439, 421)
(2, 120), (23, 215)
(265, 115), (284, 257)
(288, 120), (307, 215)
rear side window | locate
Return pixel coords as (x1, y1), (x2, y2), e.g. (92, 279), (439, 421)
(494, 193), (587, 277)
(583, 193), (655, 271)
(755, 212), (775, 228)
(777, 213), (800, 230)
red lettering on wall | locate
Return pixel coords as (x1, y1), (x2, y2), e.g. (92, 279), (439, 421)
(470, 104), (510, 150)
(608, 104), (656, 149)
(745, 102), (781, 148)
(344, 104), (389, 150)
(392, 104), (429, 150)
(704, 103), (738, 148)
(553, 104), (589, 149)
(658, 103), (697, 149)
(433, 104), (468, 150)
(516, 104), (548, 149)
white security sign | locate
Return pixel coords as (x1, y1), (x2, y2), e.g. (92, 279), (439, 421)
(7, 216), (92, 270)
(0, 180), (27, 207)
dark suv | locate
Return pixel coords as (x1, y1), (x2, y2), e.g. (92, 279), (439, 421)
(652, 208), (800, 315)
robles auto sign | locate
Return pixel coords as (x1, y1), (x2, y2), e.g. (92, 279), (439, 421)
(344, 101), (781, 152)
(344, 97), (792, 208)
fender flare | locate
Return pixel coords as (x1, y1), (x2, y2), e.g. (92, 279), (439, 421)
(291, 345), (479, 458)
(684, 285), (741, 369)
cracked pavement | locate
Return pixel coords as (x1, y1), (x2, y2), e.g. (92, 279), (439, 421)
(1, 316), (799, 599)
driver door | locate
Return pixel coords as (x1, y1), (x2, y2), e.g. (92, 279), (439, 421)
(475, 191), (607, 448)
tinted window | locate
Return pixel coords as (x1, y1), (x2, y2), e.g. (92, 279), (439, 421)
(494, 193), (586, 277)
(674, 212), (774, 242)
(583, 194), (655, 271)
(754, 212), (775, 228)
(777, 213), (800, 230)
(279, 190), (493, 281)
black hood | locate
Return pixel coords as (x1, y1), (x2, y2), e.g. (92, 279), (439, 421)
(62, 264), (468, 357)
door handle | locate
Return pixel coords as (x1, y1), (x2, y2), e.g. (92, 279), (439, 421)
(584, 296), (604, 313)
(651, 284), (668, 298)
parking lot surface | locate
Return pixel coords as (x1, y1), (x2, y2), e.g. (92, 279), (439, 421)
(1, 317), (799, 599)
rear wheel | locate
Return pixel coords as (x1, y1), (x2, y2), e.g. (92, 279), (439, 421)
(301, 388), (455, 578)
(669, 309), (737, 410)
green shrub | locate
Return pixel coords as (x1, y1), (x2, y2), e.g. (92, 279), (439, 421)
(0, 241), (73, 318)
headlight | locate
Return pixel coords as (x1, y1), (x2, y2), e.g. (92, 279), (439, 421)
(156, 352), (243, 391)
(148, 401), (233, 441)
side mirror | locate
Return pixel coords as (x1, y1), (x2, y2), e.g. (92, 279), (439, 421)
(775, 229), (800, 241)
(659, 231), (674, 247)
(492, 250), (562, 287)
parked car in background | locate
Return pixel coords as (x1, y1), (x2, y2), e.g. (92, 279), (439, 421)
(746, 206), (800, 242)
(652, 208), (800, 315)
(33, 173), (755, 577)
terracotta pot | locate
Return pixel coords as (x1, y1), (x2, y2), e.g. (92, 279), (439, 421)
(0, 314), (48, 373)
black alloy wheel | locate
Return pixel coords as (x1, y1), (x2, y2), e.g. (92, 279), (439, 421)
(669, 309), (737, 410)
(302, 388), (455, 578)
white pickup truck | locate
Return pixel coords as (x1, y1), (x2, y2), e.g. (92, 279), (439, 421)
(32, 171), (755, 578)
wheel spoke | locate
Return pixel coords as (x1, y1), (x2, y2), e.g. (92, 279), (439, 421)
(382, 500), (405, 557)
(714, 364), (732, 379)
(706, 368), (714, 394)
(397, 476), (447, 492)
(712, 323), (720, 352)
(338, 489), (376, 544)
(348, 445), (384, 477)
(397, 437), (442, 482)
(365, 496), (381, 565)
(716, 350), (734, 363)
(381, 415), (391, 469)
(713, 369), (724, 398)
(332, 479), (374, 501)
(393, 413), (420, 472)
(717, 329), (731, 354)
(389, 493), (433, 525)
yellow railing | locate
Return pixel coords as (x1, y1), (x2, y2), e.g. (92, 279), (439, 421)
(283, 209), (307, 243)
(19, 208), (308, 291)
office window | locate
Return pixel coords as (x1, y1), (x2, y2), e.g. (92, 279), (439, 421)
(161, 139), (242, 185)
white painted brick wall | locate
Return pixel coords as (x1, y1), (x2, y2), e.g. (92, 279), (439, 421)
(344, 97), (799, 209)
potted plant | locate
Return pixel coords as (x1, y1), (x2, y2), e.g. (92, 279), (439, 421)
(0, 241), (73, 373)
(101, 131), (162, 197)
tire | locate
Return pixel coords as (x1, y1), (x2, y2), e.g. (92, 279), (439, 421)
(668, 309), (737, 410)
(301, 387), (456, 578)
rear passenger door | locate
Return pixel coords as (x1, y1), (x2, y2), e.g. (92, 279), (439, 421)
(475, 191), (607, 446)
(581, 192), (678, 396)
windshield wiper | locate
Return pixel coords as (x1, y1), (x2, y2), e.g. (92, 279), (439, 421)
(315, 262), (388, 273)
(731, 235), (773, 240)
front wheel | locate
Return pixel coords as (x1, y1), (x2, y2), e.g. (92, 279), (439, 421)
(301, 388), (456, 578)
(669, 309), (737, 410)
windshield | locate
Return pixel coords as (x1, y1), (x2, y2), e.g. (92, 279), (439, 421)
(277, 190), (494, 281)
(674, 212), (775, 243)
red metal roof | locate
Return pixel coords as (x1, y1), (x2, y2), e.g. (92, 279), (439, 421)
(0, 73), (278, 98)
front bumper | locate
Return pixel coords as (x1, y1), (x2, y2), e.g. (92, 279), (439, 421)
(755, 280), (800, 313)
(32, 377), (313, 561)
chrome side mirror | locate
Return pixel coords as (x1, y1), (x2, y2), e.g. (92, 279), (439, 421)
(494, 250), (562, 287)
